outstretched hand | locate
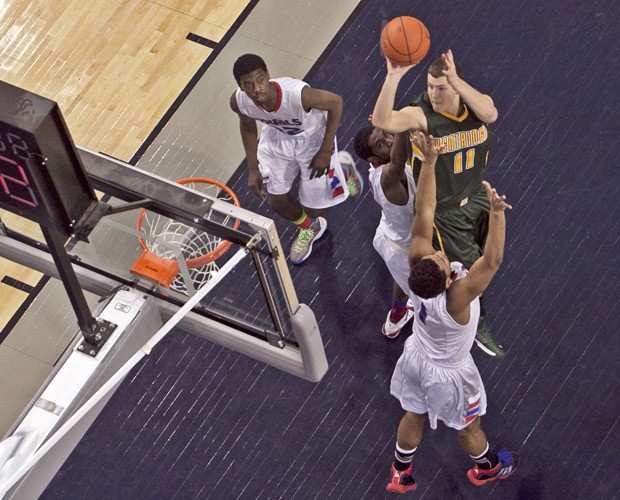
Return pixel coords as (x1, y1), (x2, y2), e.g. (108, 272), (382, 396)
(410, 130), (441, 161)
(441, 49), (460, 86)
(482, 181), (512, 211)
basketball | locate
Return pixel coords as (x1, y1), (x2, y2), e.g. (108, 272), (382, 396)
(380, 16), (430, 66)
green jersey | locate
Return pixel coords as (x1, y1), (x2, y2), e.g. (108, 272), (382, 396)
(409, 92), (493, 211)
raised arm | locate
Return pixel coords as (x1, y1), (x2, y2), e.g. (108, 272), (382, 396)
(380, 131), (410, 205)
(408, 131), (440, 266)
(230, 92), (263, 198)
(371, 59), (427, 133)
(301, 86), (343, 179)
(442, 50), (498, 124)
(448, 181), (511, 311)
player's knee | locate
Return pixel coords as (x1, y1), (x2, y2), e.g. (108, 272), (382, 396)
(267, 193), (289, 211)
(405, 411), (428, 424)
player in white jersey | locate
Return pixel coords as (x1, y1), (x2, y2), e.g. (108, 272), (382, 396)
(386, 132), (518, 493)
(354, 126), (415, 338)
(230, 54), (363, 264)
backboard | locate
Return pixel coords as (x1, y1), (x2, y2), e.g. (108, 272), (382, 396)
(0, 145), (328, 380)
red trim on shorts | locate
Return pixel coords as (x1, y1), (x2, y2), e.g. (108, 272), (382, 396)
(464, 397), (481, 424)
(467, 398), (481, 410)
(465, 414), (478, 424)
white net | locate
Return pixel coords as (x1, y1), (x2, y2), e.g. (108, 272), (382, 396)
(137, 178), (240, 294)
(143, 217), (221, 293)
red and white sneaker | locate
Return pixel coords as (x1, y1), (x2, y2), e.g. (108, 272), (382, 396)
(467, 449), (519, 486)
(382, 304), (414, 339)
(386, 463), (417, 494)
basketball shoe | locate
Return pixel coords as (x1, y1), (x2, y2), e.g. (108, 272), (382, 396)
(338, 150), (364, 197)
(467, 449), (518, 486)
(290, 217), (326, 265)
(386, 463), (417, 493)
(382, 302), (415, 339)
(475, 316), (505, 358)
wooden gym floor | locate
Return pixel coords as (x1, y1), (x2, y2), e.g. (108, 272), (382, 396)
(0, 0), (250, 335)
(2, 0), (620, 498)
(0, 0), (257, 432)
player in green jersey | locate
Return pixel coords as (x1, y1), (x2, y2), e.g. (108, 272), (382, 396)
(372, 49), (505, 358)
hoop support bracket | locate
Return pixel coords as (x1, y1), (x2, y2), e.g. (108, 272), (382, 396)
(245, 233), (263, 250)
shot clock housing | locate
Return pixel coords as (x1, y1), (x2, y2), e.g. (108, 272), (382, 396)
(0, 80), (97, 236)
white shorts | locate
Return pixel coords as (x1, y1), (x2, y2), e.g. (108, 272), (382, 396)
(372, 225), (411, 298)
(390, 336), (487, 430)
(257, 126), (349, 209)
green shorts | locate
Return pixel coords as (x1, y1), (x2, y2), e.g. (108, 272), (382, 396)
(432, 189), (490, 269)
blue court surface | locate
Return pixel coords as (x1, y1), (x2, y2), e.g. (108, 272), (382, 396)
(44, 1), (619, 498)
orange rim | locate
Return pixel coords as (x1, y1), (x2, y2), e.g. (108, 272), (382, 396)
(136, 177), (241, 269)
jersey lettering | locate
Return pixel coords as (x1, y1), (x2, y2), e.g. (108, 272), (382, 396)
(433, 126), (485, 174)
(435, 125), (488, 154)
(258, 118), (303, 135)
(258, 117), (302, 127)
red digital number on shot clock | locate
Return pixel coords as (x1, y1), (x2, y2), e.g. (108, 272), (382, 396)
(0, 155), (39, 208)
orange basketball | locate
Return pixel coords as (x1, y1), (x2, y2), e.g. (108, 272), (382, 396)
(380, 16), (431, 66)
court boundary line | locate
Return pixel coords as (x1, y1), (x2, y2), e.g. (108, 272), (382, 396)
(0, 276), (50, 345)
(129, 0), (260, 166)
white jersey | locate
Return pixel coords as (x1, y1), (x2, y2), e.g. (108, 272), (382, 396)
(410, 262), (480, 365)
(390, 262), (486, 430)
(235, 77), (327, 139)
(368, 163), (416, 250)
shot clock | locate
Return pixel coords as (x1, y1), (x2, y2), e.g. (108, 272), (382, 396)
(0, 80), (97, 236)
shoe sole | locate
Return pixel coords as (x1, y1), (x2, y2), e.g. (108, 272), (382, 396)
(386, 483), (417, 493)
(339, 151), (364, 196)
(290, 218), (327, 265)
(382, 308), (415, 339)
(348, 164), (364, 196)
(467, 467), (516, 486)
(474, 338), (506, 358)
(383, 327), (402, 339)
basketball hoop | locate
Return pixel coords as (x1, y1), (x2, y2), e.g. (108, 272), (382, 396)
(130, 177), (240, 293)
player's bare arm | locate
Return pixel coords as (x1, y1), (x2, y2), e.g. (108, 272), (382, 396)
(301, 86), (343, 179)
(230, 92), (264, 198)
(442, 50), (498, 124)
(380, 131), (410, 206)
(372, 58), (428, 133)
(448, 181), (511, 314)
(408, 131), (440, 267)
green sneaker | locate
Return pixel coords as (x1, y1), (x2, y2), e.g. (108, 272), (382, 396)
(475, 316), (506, 358)
(338, 151), (364, 197)
(290, 217), (326, 264)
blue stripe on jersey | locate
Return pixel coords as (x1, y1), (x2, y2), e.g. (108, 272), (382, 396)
(419, 303), (427, 324)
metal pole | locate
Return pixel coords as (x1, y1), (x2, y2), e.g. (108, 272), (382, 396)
(39, 226), (97, 342)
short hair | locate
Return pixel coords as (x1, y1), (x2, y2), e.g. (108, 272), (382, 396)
(408, 258), (447, 299)
(233, 54), (267, 83)
(427, 58), (464, 80)
(353, 125), (375, 161)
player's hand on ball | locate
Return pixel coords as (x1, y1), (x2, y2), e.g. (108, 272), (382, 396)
(385, 57), (417, 76)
